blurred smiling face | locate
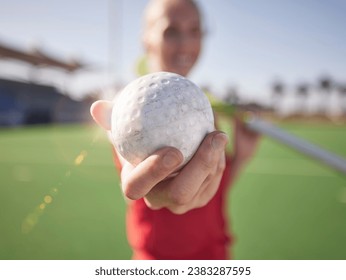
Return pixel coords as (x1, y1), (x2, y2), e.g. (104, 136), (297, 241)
(143, 0), (202, 77)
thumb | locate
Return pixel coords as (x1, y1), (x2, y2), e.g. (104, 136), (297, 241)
(90, 100), (113, 130)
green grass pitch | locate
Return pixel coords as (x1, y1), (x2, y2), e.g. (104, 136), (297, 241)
(0, 122), (345, 259)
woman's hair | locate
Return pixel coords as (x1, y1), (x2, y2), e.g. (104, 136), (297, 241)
(142, 0), (204, 36)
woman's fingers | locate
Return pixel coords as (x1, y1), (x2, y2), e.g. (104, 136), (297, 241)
(167, 131), (228, 205)
(121, 147), (183, 200)
(144, 132), (228, 214)
(122, 131), (228, 215)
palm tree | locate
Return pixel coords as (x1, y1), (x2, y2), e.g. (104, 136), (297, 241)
(271, 79), (285, 113)
(296, 82), (309, 115)
(318, 75), (333, 115)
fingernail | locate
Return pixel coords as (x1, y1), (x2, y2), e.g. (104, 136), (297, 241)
(163, 151), (182, 168)
(212, 133), (228, 151)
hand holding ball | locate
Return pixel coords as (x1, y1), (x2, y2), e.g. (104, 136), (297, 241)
(111, 72), (215, 167)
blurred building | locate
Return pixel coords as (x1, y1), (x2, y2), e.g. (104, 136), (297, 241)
(0, 42), (95, 127)
(0, 78), (92, 126)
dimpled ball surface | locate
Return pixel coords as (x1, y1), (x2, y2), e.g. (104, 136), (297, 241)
(111, 72), (215, 166)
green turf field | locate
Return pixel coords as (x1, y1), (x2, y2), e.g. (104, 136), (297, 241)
(0, 123), (345, 259)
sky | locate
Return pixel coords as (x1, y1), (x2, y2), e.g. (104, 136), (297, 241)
(0, 0), (345, 106)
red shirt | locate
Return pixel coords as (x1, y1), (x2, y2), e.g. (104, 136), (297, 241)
(124, 156), (234, 260)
